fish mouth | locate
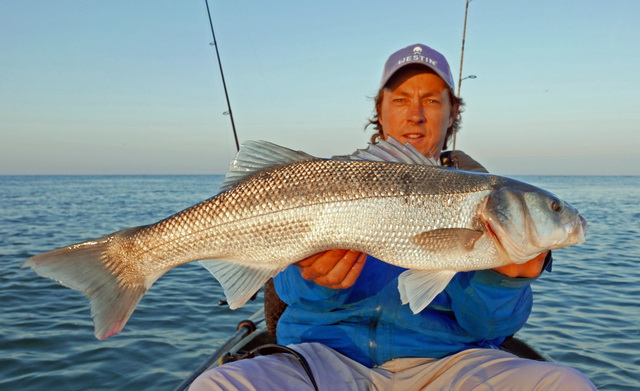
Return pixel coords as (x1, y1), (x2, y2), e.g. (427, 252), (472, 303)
(567, 215), (587, 244)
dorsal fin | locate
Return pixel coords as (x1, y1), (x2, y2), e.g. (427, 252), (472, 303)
(219, 140), (316, 193)
(334, 136), (437, 166)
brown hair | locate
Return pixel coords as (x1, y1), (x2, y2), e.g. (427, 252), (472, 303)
(365, 75), (465, 151)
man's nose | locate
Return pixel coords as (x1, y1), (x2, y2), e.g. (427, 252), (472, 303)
(407, 101), (425, 124)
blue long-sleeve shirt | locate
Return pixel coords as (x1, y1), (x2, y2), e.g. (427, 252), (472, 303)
(274, 255), (549, 367)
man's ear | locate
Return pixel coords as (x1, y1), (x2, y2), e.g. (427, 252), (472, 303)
(377, 90), (385, 123)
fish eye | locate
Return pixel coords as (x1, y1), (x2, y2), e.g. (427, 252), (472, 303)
(551, 199), (563, 212)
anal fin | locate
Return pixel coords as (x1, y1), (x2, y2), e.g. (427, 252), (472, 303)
(199, 260), (285, 309)
(398, 269), (457, 314)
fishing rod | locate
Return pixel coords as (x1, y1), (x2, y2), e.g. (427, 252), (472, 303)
(453, 0), (472, 151)
(204, 0), (240, 152)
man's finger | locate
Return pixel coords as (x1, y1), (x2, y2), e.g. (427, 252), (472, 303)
(296, 251), (327, 268)
(313, 250), (364, 288)
(299, 249), (348, 280)
(327, 252), (367, 289)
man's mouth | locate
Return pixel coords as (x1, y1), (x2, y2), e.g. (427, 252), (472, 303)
(403, 133), (424, 139)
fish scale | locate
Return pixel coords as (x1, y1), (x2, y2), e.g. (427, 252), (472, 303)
(22, 139), (586, 339)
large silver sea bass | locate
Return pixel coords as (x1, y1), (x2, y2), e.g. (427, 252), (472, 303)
(22, 138), (586, 340)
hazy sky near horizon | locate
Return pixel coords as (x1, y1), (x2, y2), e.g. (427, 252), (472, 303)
(1, 0), (639, 175)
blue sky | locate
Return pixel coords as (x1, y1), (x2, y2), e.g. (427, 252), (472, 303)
(1, 0), (639, 175)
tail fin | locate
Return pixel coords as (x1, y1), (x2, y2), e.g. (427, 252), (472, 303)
(21, 226), (158, 340)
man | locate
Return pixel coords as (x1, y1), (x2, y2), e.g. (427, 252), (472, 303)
(191, 43), (596, 390)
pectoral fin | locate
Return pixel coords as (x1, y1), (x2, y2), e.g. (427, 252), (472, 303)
(411, 228), (484, 254)
(199, 260), (285, 309)
(398, 269), (457, 314)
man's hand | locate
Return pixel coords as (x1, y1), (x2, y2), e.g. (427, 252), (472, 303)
(492, 251), (549, 278)
(295, 249), (367, 289)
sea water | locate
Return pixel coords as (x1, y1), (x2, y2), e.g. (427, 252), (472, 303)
(0, 175), (638, 390)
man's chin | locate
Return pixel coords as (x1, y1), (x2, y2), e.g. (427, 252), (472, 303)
(403, 138), (432, 157)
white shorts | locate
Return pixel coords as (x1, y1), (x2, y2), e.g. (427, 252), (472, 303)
(189, 342), (597, 390)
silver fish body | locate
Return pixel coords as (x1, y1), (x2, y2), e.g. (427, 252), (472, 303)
(22, 139), (586, 339)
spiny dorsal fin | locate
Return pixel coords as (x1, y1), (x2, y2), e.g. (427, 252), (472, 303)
(219, 140), (317, 193)
(334, 137), (437, 166)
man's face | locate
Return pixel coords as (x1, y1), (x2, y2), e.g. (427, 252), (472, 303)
(379, 67), (455, 160)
